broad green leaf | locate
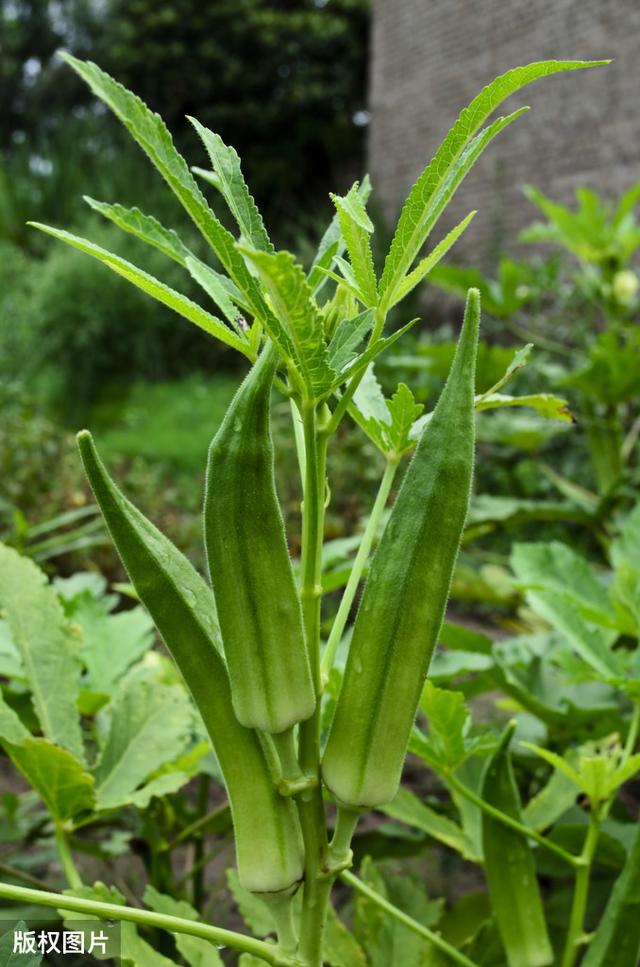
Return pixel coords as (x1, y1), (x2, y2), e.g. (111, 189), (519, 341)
(475, 391), (573, 421)
(0, 544), (84, 760)
(188, 118), (272, 254)
(0, 695), (30, 746)
(93, 680), (193, 810)
(74, 597), (154, 696)
(511, 541), (614, 624)
(6, 738), (95, 821)
(61, 54), (264, 314)
(582, 821), (640, 966)
(381, 787), (477, 860)
(389, 210), (477, 308)
(126, 771), (191, 809)
(327, 308), (375, 372)
(0, 619), (25, 680)
(331, 183), (377, 306)
(414, 681), (469, 769)
(379, 60), (606, 307)
(83, 197), (192, 264)
(323, 906), (368, 967)
(351, 374), (423, 458)
(611, 505), (640, 575)
(241, 248), (335, 396)
(143, 887), (223, 967)
(384, 384), (424, 456)
(308, 175), (372, 295)
(522, 767), (578, 831)
(0, 920), (42, 966)
(28, 224), (249, 356)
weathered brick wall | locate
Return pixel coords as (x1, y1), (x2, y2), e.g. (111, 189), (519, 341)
(368, 1), (639, 265)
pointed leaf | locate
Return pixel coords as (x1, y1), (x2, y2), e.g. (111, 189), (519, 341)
(476, 391), (573, 420)
(327, 308), (375, 372)
(0, 544), (84, 761)
(381, 786), (477, 860)
(389, 210), (477, 307)
(330, 317), (420, 391)
(29, 223), (249, 355)
(188, 118), (272, 254)
(185, 256), (249, 333)
(379, 60), (607, 306)
(61, 54), (264, 314)
(331, 184), (377, 306)
(308, 175), (372, 295)
(6, 739), (95, 821)
(83, 197), (192, 264)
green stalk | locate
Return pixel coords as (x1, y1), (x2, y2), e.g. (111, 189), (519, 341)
(54, 824), (82, 891)
(560, 810), (601, 967)
(329, 807), (361, 867)
(321, 458), (399, 679)
(624, 701), (640, 759)
(297, 401), (332, 967)
(0, 881), (295, 966)
(340, 870), (480, 967)
(445, 772), (581, 868)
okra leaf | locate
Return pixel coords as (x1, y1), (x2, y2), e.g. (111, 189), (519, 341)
(5, 738), (96, 822)
(327, 308), (375, 372)
(379, 59), (606, 308)
(240, 247), (336, 396)
(28, 224), (250, 356)
(61, 54), (264, 314)
(184, 256), (249, 333)
(582, 821), (640, 966)
(331, 317), (420, 392)
(93, 680), (193, 811)
(475, 391), (573, 421)
(413, 681), (469, 770)
(143, 887), (223, 967)
(522, 766), (580, 832)
(387, 210), (477, 308)
(351, 370), (424, 458)
(83, 197), (193, 265)
(331, 183), (377, 307)
(188, 118), (273, 254)
(0, 921), (42, 966)
(522, 739), (640, 804)
(308, 175), (372, 295)
(74, 597), (154, 697)
(0, 543), (84, 761)
(381, 787), (477, 861)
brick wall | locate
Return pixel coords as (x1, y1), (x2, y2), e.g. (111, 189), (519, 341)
(368, 1), (639, 265)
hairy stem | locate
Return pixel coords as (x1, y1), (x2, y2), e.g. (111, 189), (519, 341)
(0, 881), (295, 966)
(445, 772), (580, 868)
(297, 402), (331, 966)
(54, 824), (82, 891)
(341, 870), (480, 967)
(560, 810), (601, 967)
(321, 458), (399, 679)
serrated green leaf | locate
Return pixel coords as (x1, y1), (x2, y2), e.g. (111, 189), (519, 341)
(93, 681), (193, 810)
(331, 184), (377, 306)
(241, 248), (335, 396)
(226, 869), (276, 937)
(327, 309), (375, 372)
(389, 210), (477, 308)
(184, 256), (249, 333)
(323, 906), (368, 967)
(384, 384), (424, 455)
(61, 54), (264, 315)
(331, 317), (420, 392)
(476, 391), (572, 421)
(308, 175), (372, 295)
(379, 60), (606, 307)
(6, 738), (95, 821)
(522, 739), (640, 803)
(74, 597), (154, 696)
(381, 787), (476, 860)
(83, 197), (192, 264)
(0, 544), (84, 761)
(29, 223), (250, 356)
(188, 118), (272, 254)
(0, 920), (43, 966)
(415, 681), (469, 769)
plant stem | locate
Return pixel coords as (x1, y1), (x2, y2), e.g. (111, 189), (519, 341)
(0, 881), (295, 967)
(340, 870), (480, 967)
(297, 401), (332, 966)
(560, 810), (601, 967)
(329, 808), (360, 866)
(624, 701), (640, 760)
(54, 824), (82, 891)
(445, 772), (580, 868)
(167, 801), (230, 850)
(0, 862), (50, 891)
(321, 458), (399, 679)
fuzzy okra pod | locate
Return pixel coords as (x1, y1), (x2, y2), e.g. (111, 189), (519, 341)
(77, 431), (304, 895)
(322, 289), (480, 809)
(204, 342), (315, 734)
(481, 724), (553, 967)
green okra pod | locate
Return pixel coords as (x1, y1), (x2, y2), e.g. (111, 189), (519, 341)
(204, 342), (315, 734)
(322, 289), (480, 808)
(77, 431), (304, 895)
(481, 724), (553, 967)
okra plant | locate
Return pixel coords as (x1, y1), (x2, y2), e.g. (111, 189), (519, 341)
(4, 53), (609, 965)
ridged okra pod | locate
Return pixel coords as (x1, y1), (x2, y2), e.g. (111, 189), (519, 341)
(481, 724), (553, 967)
(322, 289), (480, 808)
(204, 342), (315, 734)
(77, 431), (304, 895)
